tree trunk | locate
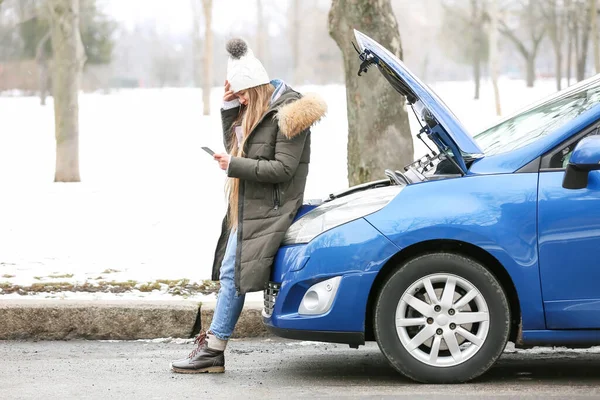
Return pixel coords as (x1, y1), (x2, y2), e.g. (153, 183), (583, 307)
(202, 0), (212, 116)
(567, 31), (573, 85)
(555, 50), (563, 90)
(39, 60), (49, 105)
(567, 2), (574, 86)
(489, 0), (501, 116)
(578, 5), (592, 81)
(290, 0), (300, 84)
(592, 0), (599, 74)
(567, 32), (573, 86)
(473, 54), (481, 100)
(473, 57), (481, 100)
(191, 0), (202, 88)
(256, 0), (265, 61)
(558, 1), (567, 90)
(575, 8), (580, 82)
(329, 0), (413, 187)
(577, 38), (590, 82)
(545, 0), (563, 91)
(472, 0), (481, 100)
(48, 0), (85, 182)
(36, 30), (51, 106)
(577, 56), (587, 81)
(526, 55), (536, 87)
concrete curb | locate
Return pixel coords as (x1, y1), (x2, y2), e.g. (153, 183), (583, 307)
(0, 299), (266, 340)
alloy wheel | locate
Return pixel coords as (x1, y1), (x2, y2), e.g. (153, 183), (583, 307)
(395, 273), (490, 367)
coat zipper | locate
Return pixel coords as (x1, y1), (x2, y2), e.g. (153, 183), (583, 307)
(235, 180), (244, 296)
(273, 184), (281, 210)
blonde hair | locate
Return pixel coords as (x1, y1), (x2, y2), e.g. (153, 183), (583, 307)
(227, 83), (275, 230)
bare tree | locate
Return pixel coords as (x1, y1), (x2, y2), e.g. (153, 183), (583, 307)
(48, 0), (86, 182)
(36, 30), (51, 105)
(541, 0), (567, 90)
(566, 0), (574, 84)
(489, 0), (502, 115)
(471, 0), (485, 99)
(256, 0), (265, 61)
(202, 0), (212, 115)
(439, 0), (488, 99)
(191, 0), (201, 88)
(329, 0), (413, 186)
(573, 0), (592, 81)
(499, 0), (546, 87)
(592, 0), (599, 73)
(290, 0), (301, 84)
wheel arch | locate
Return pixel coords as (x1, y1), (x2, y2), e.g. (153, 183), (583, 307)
(364, 239), (521, 343)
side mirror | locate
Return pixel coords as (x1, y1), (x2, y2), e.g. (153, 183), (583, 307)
(563, 136), (600, 189)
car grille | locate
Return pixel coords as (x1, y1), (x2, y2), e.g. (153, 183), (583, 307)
(263, 282), (281, 316)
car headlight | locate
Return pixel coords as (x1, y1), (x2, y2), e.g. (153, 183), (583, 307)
(283, 186), (403, 245)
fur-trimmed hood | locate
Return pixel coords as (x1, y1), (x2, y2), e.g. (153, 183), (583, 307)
(276, 92), (327, 138)
(268, 80), (327, 138)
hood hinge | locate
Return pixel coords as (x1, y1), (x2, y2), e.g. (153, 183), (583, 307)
(353, 43), (376, 76)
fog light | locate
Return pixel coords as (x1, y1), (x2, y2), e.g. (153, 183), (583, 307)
(298, 276), (342, 315)
(303, 291), (319, 311)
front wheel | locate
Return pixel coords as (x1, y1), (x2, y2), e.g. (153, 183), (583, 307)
(374, 253), (510, 383)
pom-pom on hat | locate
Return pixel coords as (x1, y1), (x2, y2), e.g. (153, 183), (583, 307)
(226, 38), (270, 93)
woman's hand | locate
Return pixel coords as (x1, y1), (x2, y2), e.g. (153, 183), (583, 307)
(214, 153), (231, 171)
(223, 80), (236, 102)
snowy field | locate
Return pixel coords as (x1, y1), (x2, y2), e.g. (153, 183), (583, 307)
(0, 78), (566, 300)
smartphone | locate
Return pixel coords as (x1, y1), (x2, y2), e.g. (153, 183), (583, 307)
(201, 146), (215, 156)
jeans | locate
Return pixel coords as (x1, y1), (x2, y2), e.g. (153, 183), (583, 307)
(209, 230), (246, 341)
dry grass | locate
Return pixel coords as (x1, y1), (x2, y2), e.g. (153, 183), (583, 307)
(48, 273), (74, 279)
(102, 269), (120, 274)
(138, 282), (161, 292)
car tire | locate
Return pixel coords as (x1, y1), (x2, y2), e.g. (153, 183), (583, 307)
(373, 252), (510, 383)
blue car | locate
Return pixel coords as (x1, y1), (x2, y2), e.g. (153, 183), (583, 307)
(263, 30), (600, 383)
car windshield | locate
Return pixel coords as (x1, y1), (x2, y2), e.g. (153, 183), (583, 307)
(473, 77), (600, 156)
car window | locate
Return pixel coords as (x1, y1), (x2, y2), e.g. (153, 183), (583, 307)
(547, 127), (600, 169)
(473, 78), (600, 156)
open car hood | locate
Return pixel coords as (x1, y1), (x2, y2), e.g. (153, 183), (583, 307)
(354, 30), (483, 173)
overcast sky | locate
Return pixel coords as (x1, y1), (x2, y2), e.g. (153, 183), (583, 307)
(105, 0), (291, 36)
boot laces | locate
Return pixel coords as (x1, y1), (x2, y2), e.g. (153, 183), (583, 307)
(188, 332), (207, 358)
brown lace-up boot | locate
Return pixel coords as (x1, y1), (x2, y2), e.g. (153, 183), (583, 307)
(170, 331), (227, 374)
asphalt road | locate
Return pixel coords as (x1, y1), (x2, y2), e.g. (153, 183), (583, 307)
(2, 338), (600, 399)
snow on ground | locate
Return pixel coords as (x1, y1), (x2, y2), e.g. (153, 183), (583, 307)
(0, 287), (221, 302)
(0, 77), (564, 299)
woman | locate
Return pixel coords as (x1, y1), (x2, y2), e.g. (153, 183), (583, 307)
(171, 38), (326, 373)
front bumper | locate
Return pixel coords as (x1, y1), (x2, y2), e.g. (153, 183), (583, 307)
(262, 218), (400, 344)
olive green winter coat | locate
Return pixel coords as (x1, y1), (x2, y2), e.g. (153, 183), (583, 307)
(211, 87), (327, 294)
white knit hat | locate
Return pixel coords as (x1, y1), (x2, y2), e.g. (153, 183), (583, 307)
(226, 38), (270, 93)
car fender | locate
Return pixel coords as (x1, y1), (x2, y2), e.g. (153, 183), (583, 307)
(365, 173), (545, 330)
